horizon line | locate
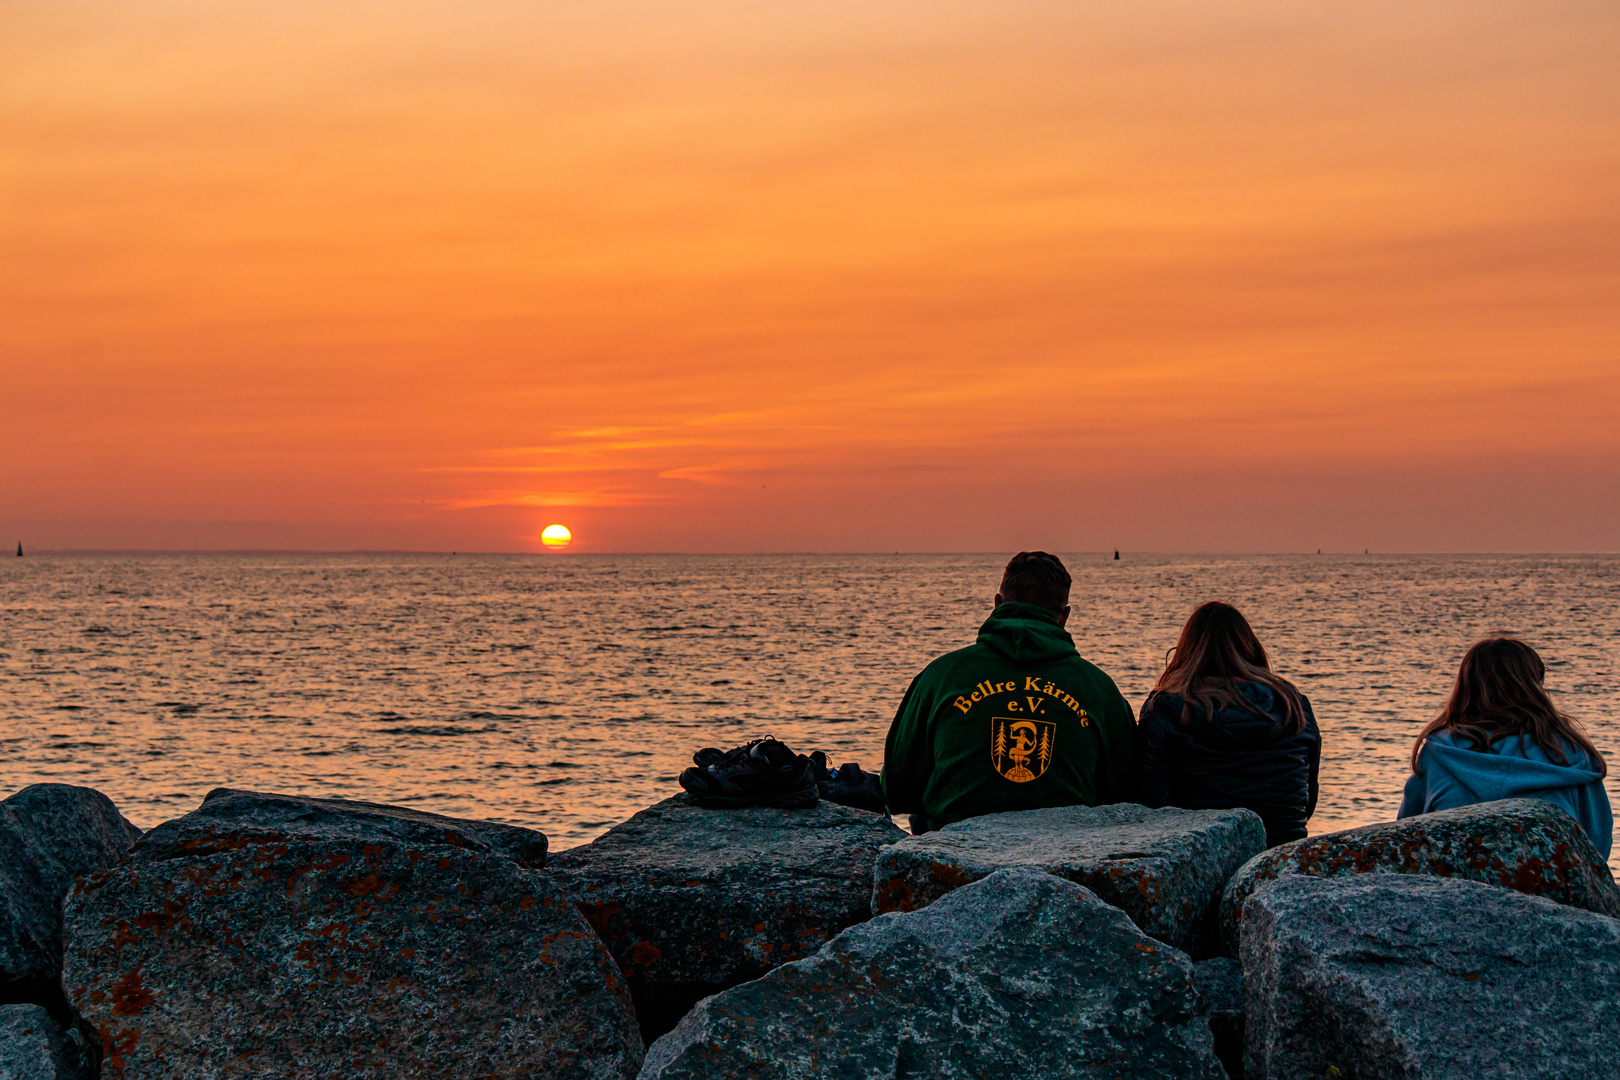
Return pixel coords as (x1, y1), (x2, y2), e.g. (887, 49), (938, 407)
(10, 548), (1620, 557)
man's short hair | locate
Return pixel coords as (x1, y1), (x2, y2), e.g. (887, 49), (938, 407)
(999, 551), (1071, 613)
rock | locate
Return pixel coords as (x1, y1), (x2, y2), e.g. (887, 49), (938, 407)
(639, 868), (1225, 1080)
(0, 785), (142, 1010)
(871, 803), (1266, 958)
(1242, 874), (1620, 1079)
(0, 1005), (95, 1080)
(1219, 798), (1620, 955)
(1194, 957), (1245, 1080)
(547, 794), (906, 1041)
(63, 810), (639, 1078)
(130, 787), (548, 868)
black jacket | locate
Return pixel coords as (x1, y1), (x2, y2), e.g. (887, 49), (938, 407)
(1136, 681), (1320, 846)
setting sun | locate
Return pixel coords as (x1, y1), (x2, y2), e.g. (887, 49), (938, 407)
(540, 524), (572, 550)
(2, 1), (1617, 555)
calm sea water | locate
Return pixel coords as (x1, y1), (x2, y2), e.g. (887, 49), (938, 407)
(3, 553), (1617, 871)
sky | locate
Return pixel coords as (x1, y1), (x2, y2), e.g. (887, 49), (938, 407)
(2, 0), (1617, 552)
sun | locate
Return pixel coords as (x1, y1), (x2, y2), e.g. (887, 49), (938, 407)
(539, 524), (572, 551)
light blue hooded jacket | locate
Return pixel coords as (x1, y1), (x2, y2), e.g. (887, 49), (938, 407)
(1399, 730), (1613, 858)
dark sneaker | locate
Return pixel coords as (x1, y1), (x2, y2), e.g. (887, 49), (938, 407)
(693, 744), (746, 769)
(807, 750), (833, 787)
(814, 759), (889, 815)
(680, 737), (818, 809)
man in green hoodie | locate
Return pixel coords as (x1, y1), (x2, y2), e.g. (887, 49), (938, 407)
(881, 551), (1137, 833)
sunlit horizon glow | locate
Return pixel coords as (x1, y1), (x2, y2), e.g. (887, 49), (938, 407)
(3, 1), (1618, 553)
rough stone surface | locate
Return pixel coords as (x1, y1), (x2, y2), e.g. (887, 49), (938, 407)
(547, 794), (907, 1041)
(871, 803), (1266, 958)
(131, 787), (548, 868)
(640, 868), (1224, 1080)
(1194, 957), (1245, 1080)
(64, 823), (639, 1078)
(1219, 798), (1620, 955)
(0, 785), (142, 1009)
(1242, 874), (1620, 1080)
(0, 1005), (94, 1080)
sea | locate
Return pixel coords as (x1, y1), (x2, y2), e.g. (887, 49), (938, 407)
(3, 553), (1617, 872)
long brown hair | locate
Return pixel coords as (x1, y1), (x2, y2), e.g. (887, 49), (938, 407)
(1411, 637), (1607, 776)
(1153, 602), (1307, 732)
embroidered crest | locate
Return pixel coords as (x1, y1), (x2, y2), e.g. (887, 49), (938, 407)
(991, 717), (1056, 783)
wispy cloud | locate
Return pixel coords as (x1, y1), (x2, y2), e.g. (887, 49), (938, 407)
(443, 488), (676, 509)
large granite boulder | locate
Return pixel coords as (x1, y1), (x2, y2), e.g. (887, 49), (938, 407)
(1219, 798), (1620, 954)
(1242, 874), (1620, 1079)
(640, 868), (1225, 1080)
(0, 785), (142, 1011)
(130, 787), (548, 868)
(63, 796), (638, 1080)
(871, 803), (1266, 958)
(0, 1005), (94, 1080)
(547, 795), (907, 1041)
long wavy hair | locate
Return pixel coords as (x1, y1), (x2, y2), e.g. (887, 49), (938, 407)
(1411, 637), (1606, 776)
(1153, 602), (1307, 732)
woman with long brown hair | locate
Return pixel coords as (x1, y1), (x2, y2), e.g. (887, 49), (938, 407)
(1137, 601), (1320, 846)
(1400, 637), (1611, 856)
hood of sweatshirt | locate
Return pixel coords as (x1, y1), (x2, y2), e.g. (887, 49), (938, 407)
(974, 601), (1078, 664)
(1420, 731), (1604, 800)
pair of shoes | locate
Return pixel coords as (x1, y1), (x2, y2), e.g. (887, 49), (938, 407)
(679, 737), (819, 809)
(808, 753), (889, 816)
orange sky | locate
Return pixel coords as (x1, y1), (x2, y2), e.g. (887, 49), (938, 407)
(3, 0), (1618, 552)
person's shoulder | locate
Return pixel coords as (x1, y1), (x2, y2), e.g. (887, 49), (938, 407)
(1425, 729), (1463, 749)
(1236, 679), (1317, 726)
(1063, 652), (1125, 692)
(1413, 730), (1472, 769)
(910, 641), (993, 684)
(1140, 689), (1181, 716)
(1138, 690), (1182, 728)
(928, 640), (992, 668)
(1492, 733), (1597, 771)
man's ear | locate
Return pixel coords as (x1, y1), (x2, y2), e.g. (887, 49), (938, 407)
(1057, 605), (1071, 627)
(993, 591), (1004, 608)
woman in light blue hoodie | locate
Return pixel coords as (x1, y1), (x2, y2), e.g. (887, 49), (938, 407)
(1400, 637), (1612, 858)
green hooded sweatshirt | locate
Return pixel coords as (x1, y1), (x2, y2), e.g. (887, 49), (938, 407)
(881, 601), (1136, 832)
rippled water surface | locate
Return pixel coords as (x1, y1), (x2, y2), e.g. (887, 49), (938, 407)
(3, 553), (1617, 869)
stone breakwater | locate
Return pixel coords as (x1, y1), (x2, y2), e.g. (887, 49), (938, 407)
(547, 794), (905, 1043)
(870, 803), (1266, 960)
(0, 784), (1616, 1079)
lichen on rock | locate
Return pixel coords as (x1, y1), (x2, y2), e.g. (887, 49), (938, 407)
(871, 803), (1266, 958)
(640, 867), (1226, 1080)
(1219, 798), (1620, 955)
(62, 793), (637, 1080)
(547, 793), (906, 1041)
(131, 786), (548, 868)
(0, 784), (142, 1013)
(1242, 873), (1620, 1079)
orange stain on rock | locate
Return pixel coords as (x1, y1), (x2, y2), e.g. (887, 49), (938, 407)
(109, 968), (156, 1017)
(101, 1028), (141, 1078)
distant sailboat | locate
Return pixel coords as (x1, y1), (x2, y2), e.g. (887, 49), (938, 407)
(1113, 550), (1120, 560)
(15, 542), (20, 557)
